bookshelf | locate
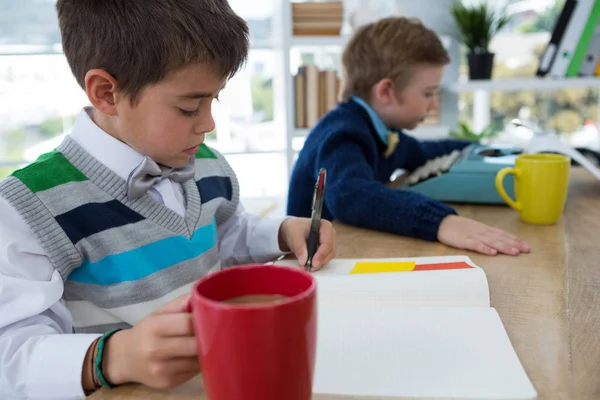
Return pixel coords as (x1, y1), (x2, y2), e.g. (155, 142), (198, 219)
(274, 0), (460, 176)
(273, 0), (600, 178)
(293, 125), (451, 141)
(446, 76), (600, 93)
(290, 35), (349, 47)
(447, 76), (600, 131)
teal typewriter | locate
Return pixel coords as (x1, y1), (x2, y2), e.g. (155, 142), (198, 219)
(401, 144), (521, 204)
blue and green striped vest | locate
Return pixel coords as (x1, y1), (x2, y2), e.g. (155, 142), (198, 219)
(0, 137), (239, 333)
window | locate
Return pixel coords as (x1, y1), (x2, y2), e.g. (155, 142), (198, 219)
(0, 0), (288, 199)
(458, 0), (599, 143)
(0, 0), (70, 178)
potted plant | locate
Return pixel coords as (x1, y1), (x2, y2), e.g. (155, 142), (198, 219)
(450, 1), (511, 80)
(449, 122), (498, 142)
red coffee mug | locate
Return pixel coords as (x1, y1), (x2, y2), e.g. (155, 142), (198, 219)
(188, 264), (317, 400)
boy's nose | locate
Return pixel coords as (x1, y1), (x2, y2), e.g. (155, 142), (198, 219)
(429, 96), (439, 112)
(196, 113), (215, 135)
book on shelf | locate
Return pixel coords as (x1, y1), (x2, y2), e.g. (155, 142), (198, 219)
(276, 255), (538, 400)
(292, 1), (343, 36)
(294, 65), (340, 129)
(294, 66), (442, 131)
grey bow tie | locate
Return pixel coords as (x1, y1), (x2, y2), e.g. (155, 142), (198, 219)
(126, 156), (196, 200)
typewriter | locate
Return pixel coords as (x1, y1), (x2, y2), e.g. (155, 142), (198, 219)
(400, 144), (521, 204)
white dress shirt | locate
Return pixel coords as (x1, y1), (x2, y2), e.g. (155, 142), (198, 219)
(0, 108), (287, 399)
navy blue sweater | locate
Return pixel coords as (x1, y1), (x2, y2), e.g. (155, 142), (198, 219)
(287, 100), (471, 241)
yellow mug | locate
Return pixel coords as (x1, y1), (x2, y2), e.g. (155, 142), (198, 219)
(495, 154), (570, 224)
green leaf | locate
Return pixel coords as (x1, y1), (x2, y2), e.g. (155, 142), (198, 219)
(448, 122), (499, 141)
(450, 1), (512, 53)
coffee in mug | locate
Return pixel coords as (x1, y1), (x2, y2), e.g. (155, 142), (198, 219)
(222, 294), (289, 305)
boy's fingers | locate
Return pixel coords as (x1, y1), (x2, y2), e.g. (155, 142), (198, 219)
(163, 358), (201, 374)
(489, 226), (519, 240)
(485, 232), (528, 255)
(481, 235), (520, 256)
(158, 337), (198, 358)
(292, 241), (308, 266)
(466, 238), (497, 256)
(310, 223), (336, 269)
(152, 313), (195, 337)
(477, 243), (498, 255)
(312, 239), (336, 269)
(154, 294), (192, 315)
(312, 250), (334, 271)
(488, 227), (530, 252)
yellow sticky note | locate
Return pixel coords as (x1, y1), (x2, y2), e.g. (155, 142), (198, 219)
(349, 261), (416, 274)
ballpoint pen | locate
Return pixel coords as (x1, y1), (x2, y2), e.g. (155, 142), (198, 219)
(306, 168), (326, 272)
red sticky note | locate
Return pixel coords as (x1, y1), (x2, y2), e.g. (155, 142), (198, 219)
(413, 261), (473, 271)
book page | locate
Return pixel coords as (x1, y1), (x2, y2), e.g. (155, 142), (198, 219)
(314, 306), (537, 400)
(526, 134), (600, 180)
(276, 256), (490, 308)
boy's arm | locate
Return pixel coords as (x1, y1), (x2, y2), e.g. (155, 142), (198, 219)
(321, 138), (457, 241)
(399, 131), (472, 171)
(217, 204), (288, 267)
(0, 196), (99, 399)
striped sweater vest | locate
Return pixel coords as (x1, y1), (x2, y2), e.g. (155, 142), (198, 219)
(0, 137), (239, 333)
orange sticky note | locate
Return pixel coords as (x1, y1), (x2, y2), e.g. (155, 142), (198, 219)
(413, 261), (473, 271)
(350, 261), (416, 274)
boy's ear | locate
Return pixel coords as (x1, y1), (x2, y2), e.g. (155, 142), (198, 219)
(84, 69), (121, 116)
(373, 78), (396, 105)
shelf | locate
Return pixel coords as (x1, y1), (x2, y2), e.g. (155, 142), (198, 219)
(290, 35), (348, 48)
(408, 125), (450, 139)
(294, 127), (310, 137)
(292, 125), (450, 140)
(445, 77), (600, 93)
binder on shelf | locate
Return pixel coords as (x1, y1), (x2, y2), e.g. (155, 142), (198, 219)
(567, 0), (600, 77)
(536, 0), (576, 77)
(578, 20), (600, 76)
(549, 0), (595, 78)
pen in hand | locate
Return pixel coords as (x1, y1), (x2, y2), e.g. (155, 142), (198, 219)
(306, 168), (326, 272)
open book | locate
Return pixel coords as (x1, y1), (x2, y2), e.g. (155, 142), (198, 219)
(276, 256), (537, 400)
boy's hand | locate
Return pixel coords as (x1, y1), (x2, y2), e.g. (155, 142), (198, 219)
(437, 215), (531, 256)
(278, 217), (336, 271)
(103, 294), (199, 389)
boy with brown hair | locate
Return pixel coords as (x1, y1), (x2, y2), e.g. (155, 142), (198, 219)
(0, 1), (336, 398)
(288, 17), (530, 256)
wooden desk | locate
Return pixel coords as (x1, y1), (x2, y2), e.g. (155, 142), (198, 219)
(91, 168), (600, 400)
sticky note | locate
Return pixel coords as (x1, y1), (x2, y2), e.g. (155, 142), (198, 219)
(413, 261), (473, 271)
(350, 261), (416, 274)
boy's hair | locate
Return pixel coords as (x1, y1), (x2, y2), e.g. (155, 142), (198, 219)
(56, 0), (249, 104)
(340, 17), (449, 102)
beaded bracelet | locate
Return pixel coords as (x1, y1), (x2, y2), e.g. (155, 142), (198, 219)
(93, 328), (122, 388)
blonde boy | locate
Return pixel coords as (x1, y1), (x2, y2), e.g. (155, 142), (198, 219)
(288, 17), (529, 256)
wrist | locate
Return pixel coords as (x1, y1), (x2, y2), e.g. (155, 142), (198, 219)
(277, 217), (294, 252)
(437, 214), (460, 239)
(102, 329), (131, 386)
